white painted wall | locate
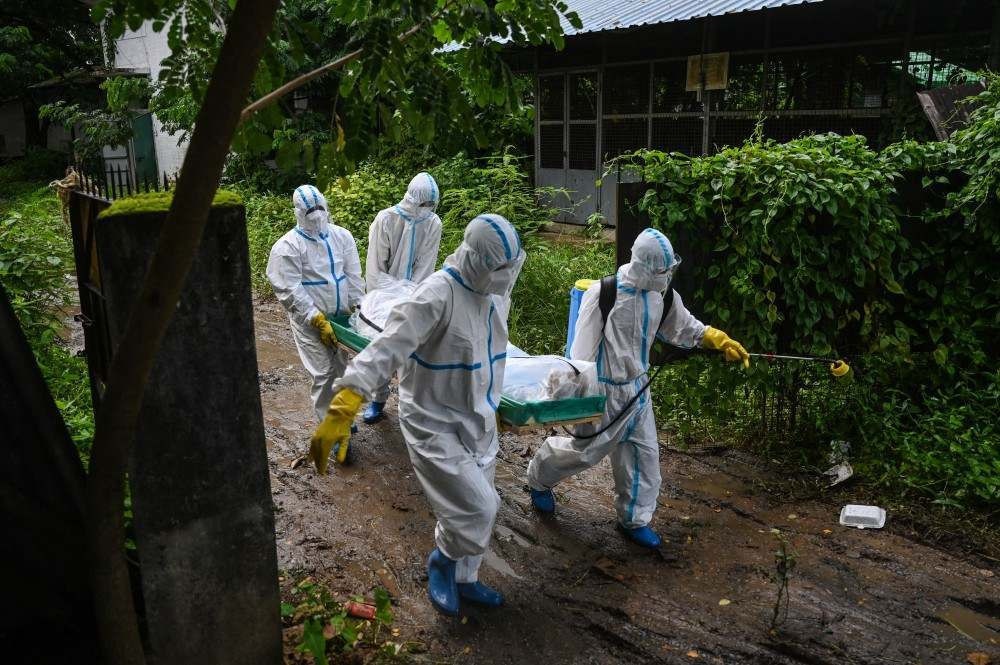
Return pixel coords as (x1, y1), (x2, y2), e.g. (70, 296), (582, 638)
(112, 21), (187, 176)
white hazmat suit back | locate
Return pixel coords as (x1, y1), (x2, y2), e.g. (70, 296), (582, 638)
(266, 185), (364, 420)
(527, 228), (706, 528)
(335, 214), (524, 582)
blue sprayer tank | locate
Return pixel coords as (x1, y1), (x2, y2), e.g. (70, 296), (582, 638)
(565, 278), (597, 356)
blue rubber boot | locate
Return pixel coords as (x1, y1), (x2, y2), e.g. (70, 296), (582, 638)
(621, 524), (662, 549)
(530, 488), (555, 514)
(458, 581), (504, 608)
(426, 549), (459, 616)
(331, 425), (359, 465)
(362, 401), (386, 424)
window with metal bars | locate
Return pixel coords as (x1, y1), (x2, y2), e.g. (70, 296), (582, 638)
(569, 72), (598, 120)
(603, 64), (649, 116)
(539, 75), (564, 121)
(710, 117), (758, 152)
(602, 118), (647, 159)
(569, 124), (596, 170)
(720, 55), (768, 112)
(539, 124), (563, 169)
(652, 61), (700, 113)
(651, 118), (702, 154)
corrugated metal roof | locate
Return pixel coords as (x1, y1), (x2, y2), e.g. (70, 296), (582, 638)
(562, 0), (823, 35)
(438, 0), (824, 51)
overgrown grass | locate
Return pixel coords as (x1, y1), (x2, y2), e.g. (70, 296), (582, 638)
(509, 238), (613, 354)
(0, 179), (93, 464)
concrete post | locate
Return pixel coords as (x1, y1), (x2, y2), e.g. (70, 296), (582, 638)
(95, 194), (281, 664)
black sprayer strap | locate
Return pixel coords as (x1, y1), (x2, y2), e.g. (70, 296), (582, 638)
(597, 274), (676, 329)
(598, 274), (617, 326)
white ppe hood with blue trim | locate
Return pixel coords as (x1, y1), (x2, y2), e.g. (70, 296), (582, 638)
(293, 184), (331, 234)
(443, 213), (525, 296)
(621, 228), (680, 293)
(365, 172), (443, 292)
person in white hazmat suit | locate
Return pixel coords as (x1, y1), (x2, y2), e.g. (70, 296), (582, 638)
(308, 214), (524, 616)
(361, 172), (443, 424)
(266, 184), (364, 423)
(527, 228), (749, 548)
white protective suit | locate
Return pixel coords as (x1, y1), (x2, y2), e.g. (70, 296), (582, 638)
(266, 184), (364, 421)
(366, 172), (443, 290)
(364, 172), (443, 402)
(334, 214), (524, 582)
(527, 228), (706, 528)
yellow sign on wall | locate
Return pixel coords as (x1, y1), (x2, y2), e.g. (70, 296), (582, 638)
(686, 52), (730, 91)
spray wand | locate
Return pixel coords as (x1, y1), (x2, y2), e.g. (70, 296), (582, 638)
(563, 346), (850, 440)
(747, 352), (851, 377)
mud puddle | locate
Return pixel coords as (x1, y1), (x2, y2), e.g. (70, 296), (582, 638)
(255, 301), (999, 664)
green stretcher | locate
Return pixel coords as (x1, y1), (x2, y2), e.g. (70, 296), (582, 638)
(330, 315), (606, 431)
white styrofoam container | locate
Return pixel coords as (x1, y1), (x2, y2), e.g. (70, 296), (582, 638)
(839, 504), (886, 529)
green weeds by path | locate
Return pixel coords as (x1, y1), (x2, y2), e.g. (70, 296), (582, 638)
(0, 180), (93, 464)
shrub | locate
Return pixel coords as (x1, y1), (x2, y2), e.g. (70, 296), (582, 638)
(0, 148), (68, 196)
(632, 124), (1000, 509)
(242, 188), (293, 294)
(0, 185), (72, 344)
(857, 371), (1000, 507)
(0, 181), (93, 462)
(639, 133), (903, 361)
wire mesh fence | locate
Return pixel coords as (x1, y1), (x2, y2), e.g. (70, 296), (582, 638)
(532, 34), (993, 163)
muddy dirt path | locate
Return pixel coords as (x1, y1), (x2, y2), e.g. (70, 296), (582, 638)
(255, 301), (999, 664)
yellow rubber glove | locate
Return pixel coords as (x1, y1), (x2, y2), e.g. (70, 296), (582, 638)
(309, 388), (364, 474)
(310, 312), (338, 348)
(701, 326), (750, 369)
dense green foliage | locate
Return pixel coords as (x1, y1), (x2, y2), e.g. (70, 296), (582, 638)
(41, 76), (153, 158)
(633, 86), (1000, 508)
(93, 0), (575, 182)
(0, 178), (94, 464)
(0, 0), (102, 148)
(0, 148), (68, 198)
(509, 239), (613, 355)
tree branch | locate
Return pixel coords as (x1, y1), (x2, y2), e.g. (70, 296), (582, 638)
(85, 1), (281, 663)
(239, 3), (456, 124)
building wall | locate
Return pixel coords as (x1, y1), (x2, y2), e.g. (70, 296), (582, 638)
(112, 21), (187, 176)
(0, 102), (26, 159)
(528, 0), (997, 225)
(0, 101), (73, 159)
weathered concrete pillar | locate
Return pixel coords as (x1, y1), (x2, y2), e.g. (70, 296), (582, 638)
(95, 191), (281, 664)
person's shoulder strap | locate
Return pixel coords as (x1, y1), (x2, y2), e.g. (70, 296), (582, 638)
(599, 276), (676, 328)
(598, 274), (616, 325)
(660, 288), (675, 327)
